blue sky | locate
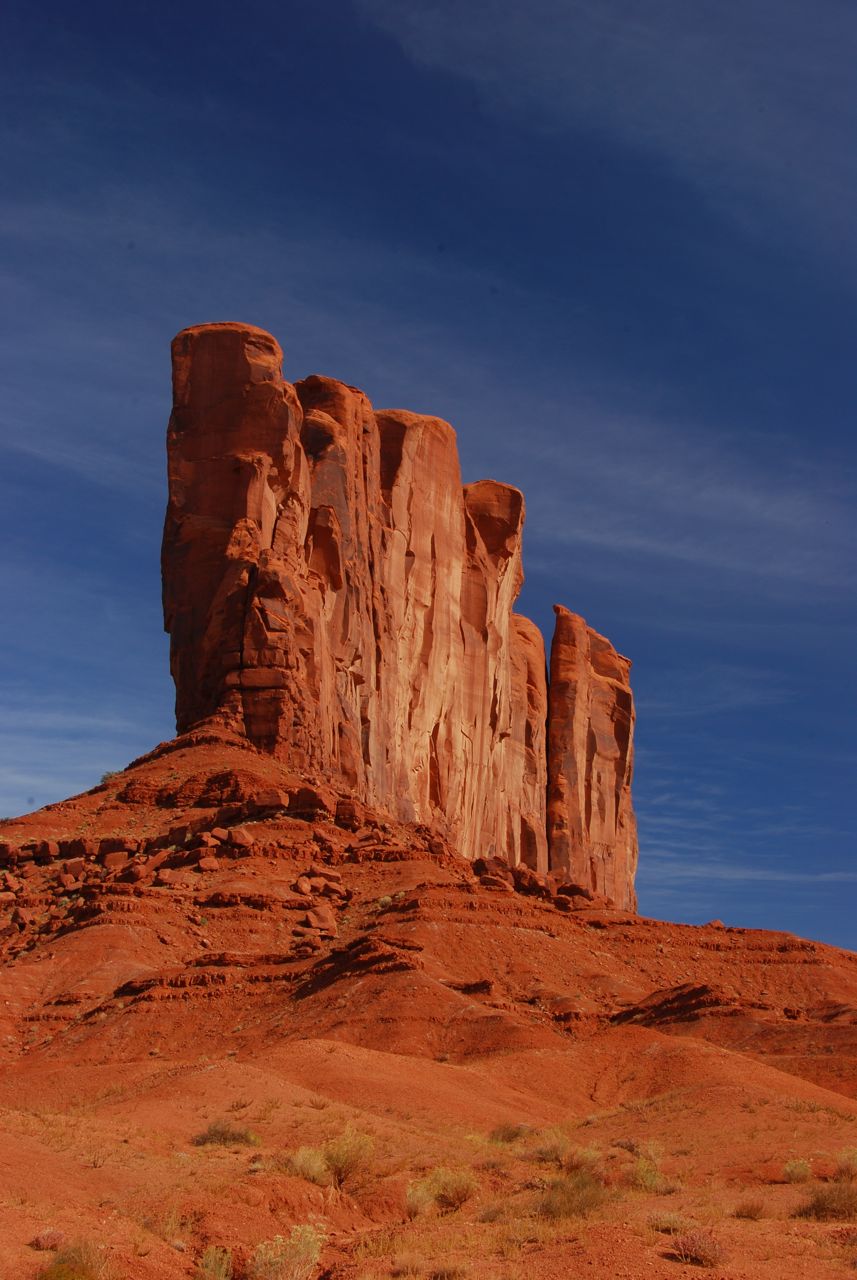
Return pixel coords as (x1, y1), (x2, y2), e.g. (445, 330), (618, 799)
(2, 1), (855, 948)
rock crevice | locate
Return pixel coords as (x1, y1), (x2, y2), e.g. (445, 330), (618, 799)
(162, 322), (638, 908)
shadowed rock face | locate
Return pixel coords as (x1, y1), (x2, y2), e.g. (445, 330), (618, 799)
(162, 322), (637, 903)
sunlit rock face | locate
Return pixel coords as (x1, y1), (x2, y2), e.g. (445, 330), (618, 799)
(162, 322), (636, 903)
(546, 607), (638, 910)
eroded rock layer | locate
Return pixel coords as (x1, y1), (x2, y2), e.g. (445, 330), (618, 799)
(162, 322), (636, 903)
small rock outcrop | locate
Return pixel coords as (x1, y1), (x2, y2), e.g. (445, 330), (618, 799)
(162, 322), (638, 906)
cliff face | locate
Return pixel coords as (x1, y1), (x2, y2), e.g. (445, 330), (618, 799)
(162, 322), (637, 906)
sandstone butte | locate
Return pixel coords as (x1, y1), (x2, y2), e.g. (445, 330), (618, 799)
(3, 327), (857, 1280)
(162, 322), (637, 909)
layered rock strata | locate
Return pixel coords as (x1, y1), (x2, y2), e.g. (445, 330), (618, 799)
(162, 322), (637, 906)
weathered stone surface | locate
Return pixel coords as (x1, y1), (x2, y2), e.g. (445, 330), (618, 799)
(162, 323), (638, 905)
(546, 607), (637, 911)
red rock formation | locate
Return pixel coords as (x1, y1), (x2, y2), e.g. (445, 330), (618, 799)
(162, 322), (636, 902)
(546, 606), (638, 910)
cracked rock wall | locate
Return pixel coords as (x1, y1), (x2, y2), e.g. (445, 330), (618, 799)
(162, 322), (637, 906)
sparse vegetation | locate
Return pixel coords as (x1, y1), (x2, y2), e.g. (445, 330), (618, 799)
(323, 1127), (374, 1188)
(630, 1153), (675, 1194)
(794, 1183), (857, 1221)
(536, 1169), (610, 1219)
(36, 1241), (113, 1280)
(836, 1150), (857, 1182)
(285, 1145), (331, 1186)
(672, 1229), (725, 1268)
(283, 1128), (373, 1189)
(407, 1168), (478, 1215)
(733, 1197), (765, 1220)
(784, 1158), (812, 1183)
(247, 1225), (325, 1280)
(532, 1127), (571, 1166)
(196, 1246), (233, 1280)
(192, 1119), (260, 1147)
(647, 1212), (687, 1235)
(489, 1122), (530, 1144)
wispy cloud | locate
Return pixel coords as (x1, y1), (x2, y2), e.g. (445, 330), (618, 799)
(359, 0), (857, 264)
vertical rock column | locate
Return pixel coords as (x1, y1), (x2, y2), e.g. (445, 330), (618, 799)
(162, 322), (313, 747)
(546, 606), (638, 908)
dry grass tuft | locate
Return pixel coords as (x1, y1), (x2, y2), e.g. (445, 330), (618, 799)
(195, 1246), (233, 1279)
(323, 1128), (374, 1188)
(284, 1145), (331, 1187)
(794, 1183), (857, 1221)
(36, 1241), (114, 1280)
(536, 1170), (610, 1219)
(246, 1225), (325, 1280)
(733, 1197), (765, 1220)
(489, 1122), (530, 1144)
(647, 1212), (687, 1235)
(835, 1150), (857, 1182)
(193, 1119), (260, 1148)
(283, 1128), (373, 1190)
(407, 1168), (478, 1216)
(783, 1159), (812, 1183)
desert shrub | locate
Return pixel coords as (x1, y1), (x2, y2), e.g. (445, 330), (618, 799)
(282, 1130), (372, 1189)
(478, 1202), (504, 1223)
(489, 1122), (530, 1144)
(405, 1179), (434, 1220)
(247, 1226), (324, 1280)
(193, 1120), (260, 1148)
(783, 1159), (811, 1183)
(733, 1197), (765, 1220)
(630, 1155), (672, 1193)
(36, 1241), (113, 1280)
(196, 1246), (233, 1279)
(536, 1170), (609, 1219)
(390, 1257), (423, 1277)
(562, 1146), (601, 1175)
(408, 1168), (477, 1215)
(672, 1230), (725, 1268)
(322, 1128), (374, 1188)
(429, 1168), (478, 1213)
(285, 1146), (330, 1187)
(794, 1183), (857, 1221)
(836, 1150), (857, 1182)
(429, 1269), (468, 1280)
(647, 1212), (687, 1234)
(532, 1128), (571, 1165)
